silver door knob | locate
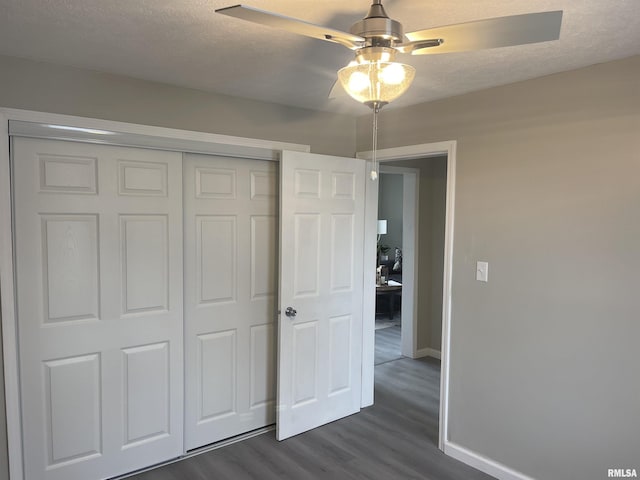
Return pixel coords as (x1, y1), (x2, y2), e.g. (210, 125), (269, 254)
(285, 307), (297, 318)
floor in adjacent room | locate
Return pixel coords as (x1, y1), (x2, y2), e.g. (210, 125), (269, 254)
(127, 330), (495, 480)
(374, 313), (402, 365)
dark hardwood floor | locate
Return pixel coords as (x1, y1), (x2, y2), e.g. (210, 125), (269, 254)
(126, 356), (494, 480)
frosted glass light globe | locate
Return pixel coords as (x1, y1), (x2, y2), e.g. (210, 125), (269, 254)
(338, 61), (415, 107)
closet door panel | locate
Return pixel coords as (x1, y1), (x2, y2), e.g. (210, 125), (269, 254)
(13, 138), (183, 480)
(184, 154), (277, 450)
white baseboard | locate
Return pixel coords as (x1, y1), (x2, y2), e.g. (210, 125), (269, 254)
(415, 347), (441, 360)
(444, 441), (535, 480)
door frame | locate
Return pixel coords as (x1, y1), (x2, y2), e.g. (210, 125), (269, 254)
(357, 140), (457, 452)
(0, 107), (310, 480)
(377, 165), (419, 359)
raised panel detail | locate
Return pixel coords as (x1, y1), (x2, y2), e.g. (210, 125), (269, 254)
(42, 215), (100, 323)
(39, 155), (97, 194)
(330, 214), (354, 292)
(197, 216), (236, 304)
(122, 343), (170, 446)
(196, 168), (236, 199)
(328, 315), (351, 395)
(121, 215), (168, 315)
(251, 216), (276, 300)
(198, 331), (236, 421)
(294, 169), (320, 198)
(250, 324), (275, 408)
(293, 214), (320, 297)
(44, 354), (101, 466)
(250, 171), (276, 199)
(331, 172), (355, 200)
(292, 321), (318, 407)
(118, 160), (168, 196)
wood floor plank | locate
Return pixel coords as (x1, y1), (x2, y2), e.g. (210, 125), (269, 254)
(127, 357), (494, 480)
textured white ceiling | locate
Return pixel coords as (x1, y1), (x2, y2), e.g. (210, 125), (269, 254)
(1, 0), (639, 115)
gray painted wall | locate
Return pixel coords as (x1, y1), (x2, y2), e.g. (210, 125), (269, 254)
(377, 173), (403, 256)
(358, 55), (640, 480)
(0, 55), (356, 157)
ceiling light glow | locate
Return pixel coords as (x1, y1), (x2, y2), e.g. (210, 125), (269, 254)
(379, 62), (406, 85)
(348, 71), (371, 93)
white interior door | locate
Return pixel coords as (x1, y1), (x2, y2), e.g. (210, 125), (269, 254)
(13, 138), (184, 480)
(277, 151), (365, 440)
(183, 154), (278, 450)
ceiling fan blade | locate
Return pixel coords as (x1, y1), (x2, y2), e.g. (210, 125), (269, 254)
(403, 10), (563, 55)
(216, 5), (365, 49)
(396, 39), (443, 54)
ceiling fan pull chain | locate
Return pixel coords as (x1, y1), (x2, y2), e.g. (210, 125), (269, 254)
(371, 104), (379, 181)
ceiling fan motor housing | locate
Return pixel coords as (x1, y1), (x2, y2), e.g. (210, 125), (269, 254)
(350, 0), (404, 44)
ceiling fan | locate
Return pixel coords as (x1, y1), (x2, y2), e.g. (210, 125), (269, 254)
(216, 1), (562, 179)
(216, 1), (563, 106)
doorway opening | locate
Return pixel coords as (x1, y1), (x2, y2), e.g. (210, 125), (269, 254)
(360, 140), (456, 452)
(374, 155), (448, 445)
(374, 168), (412, 366)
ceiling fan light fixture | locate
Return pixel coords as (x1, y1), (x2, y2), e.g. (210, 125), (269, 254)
(337, 58), (415, 182)
(337, 60), (415, 108)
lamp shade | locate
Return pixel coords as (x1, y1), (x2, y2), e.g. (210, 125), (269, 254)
(338, 61), (415, 107)
(377, 219), (388, 235)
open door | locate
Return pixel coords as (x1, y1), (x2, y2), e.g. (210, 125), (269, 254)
(277, 151), (366, 440)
